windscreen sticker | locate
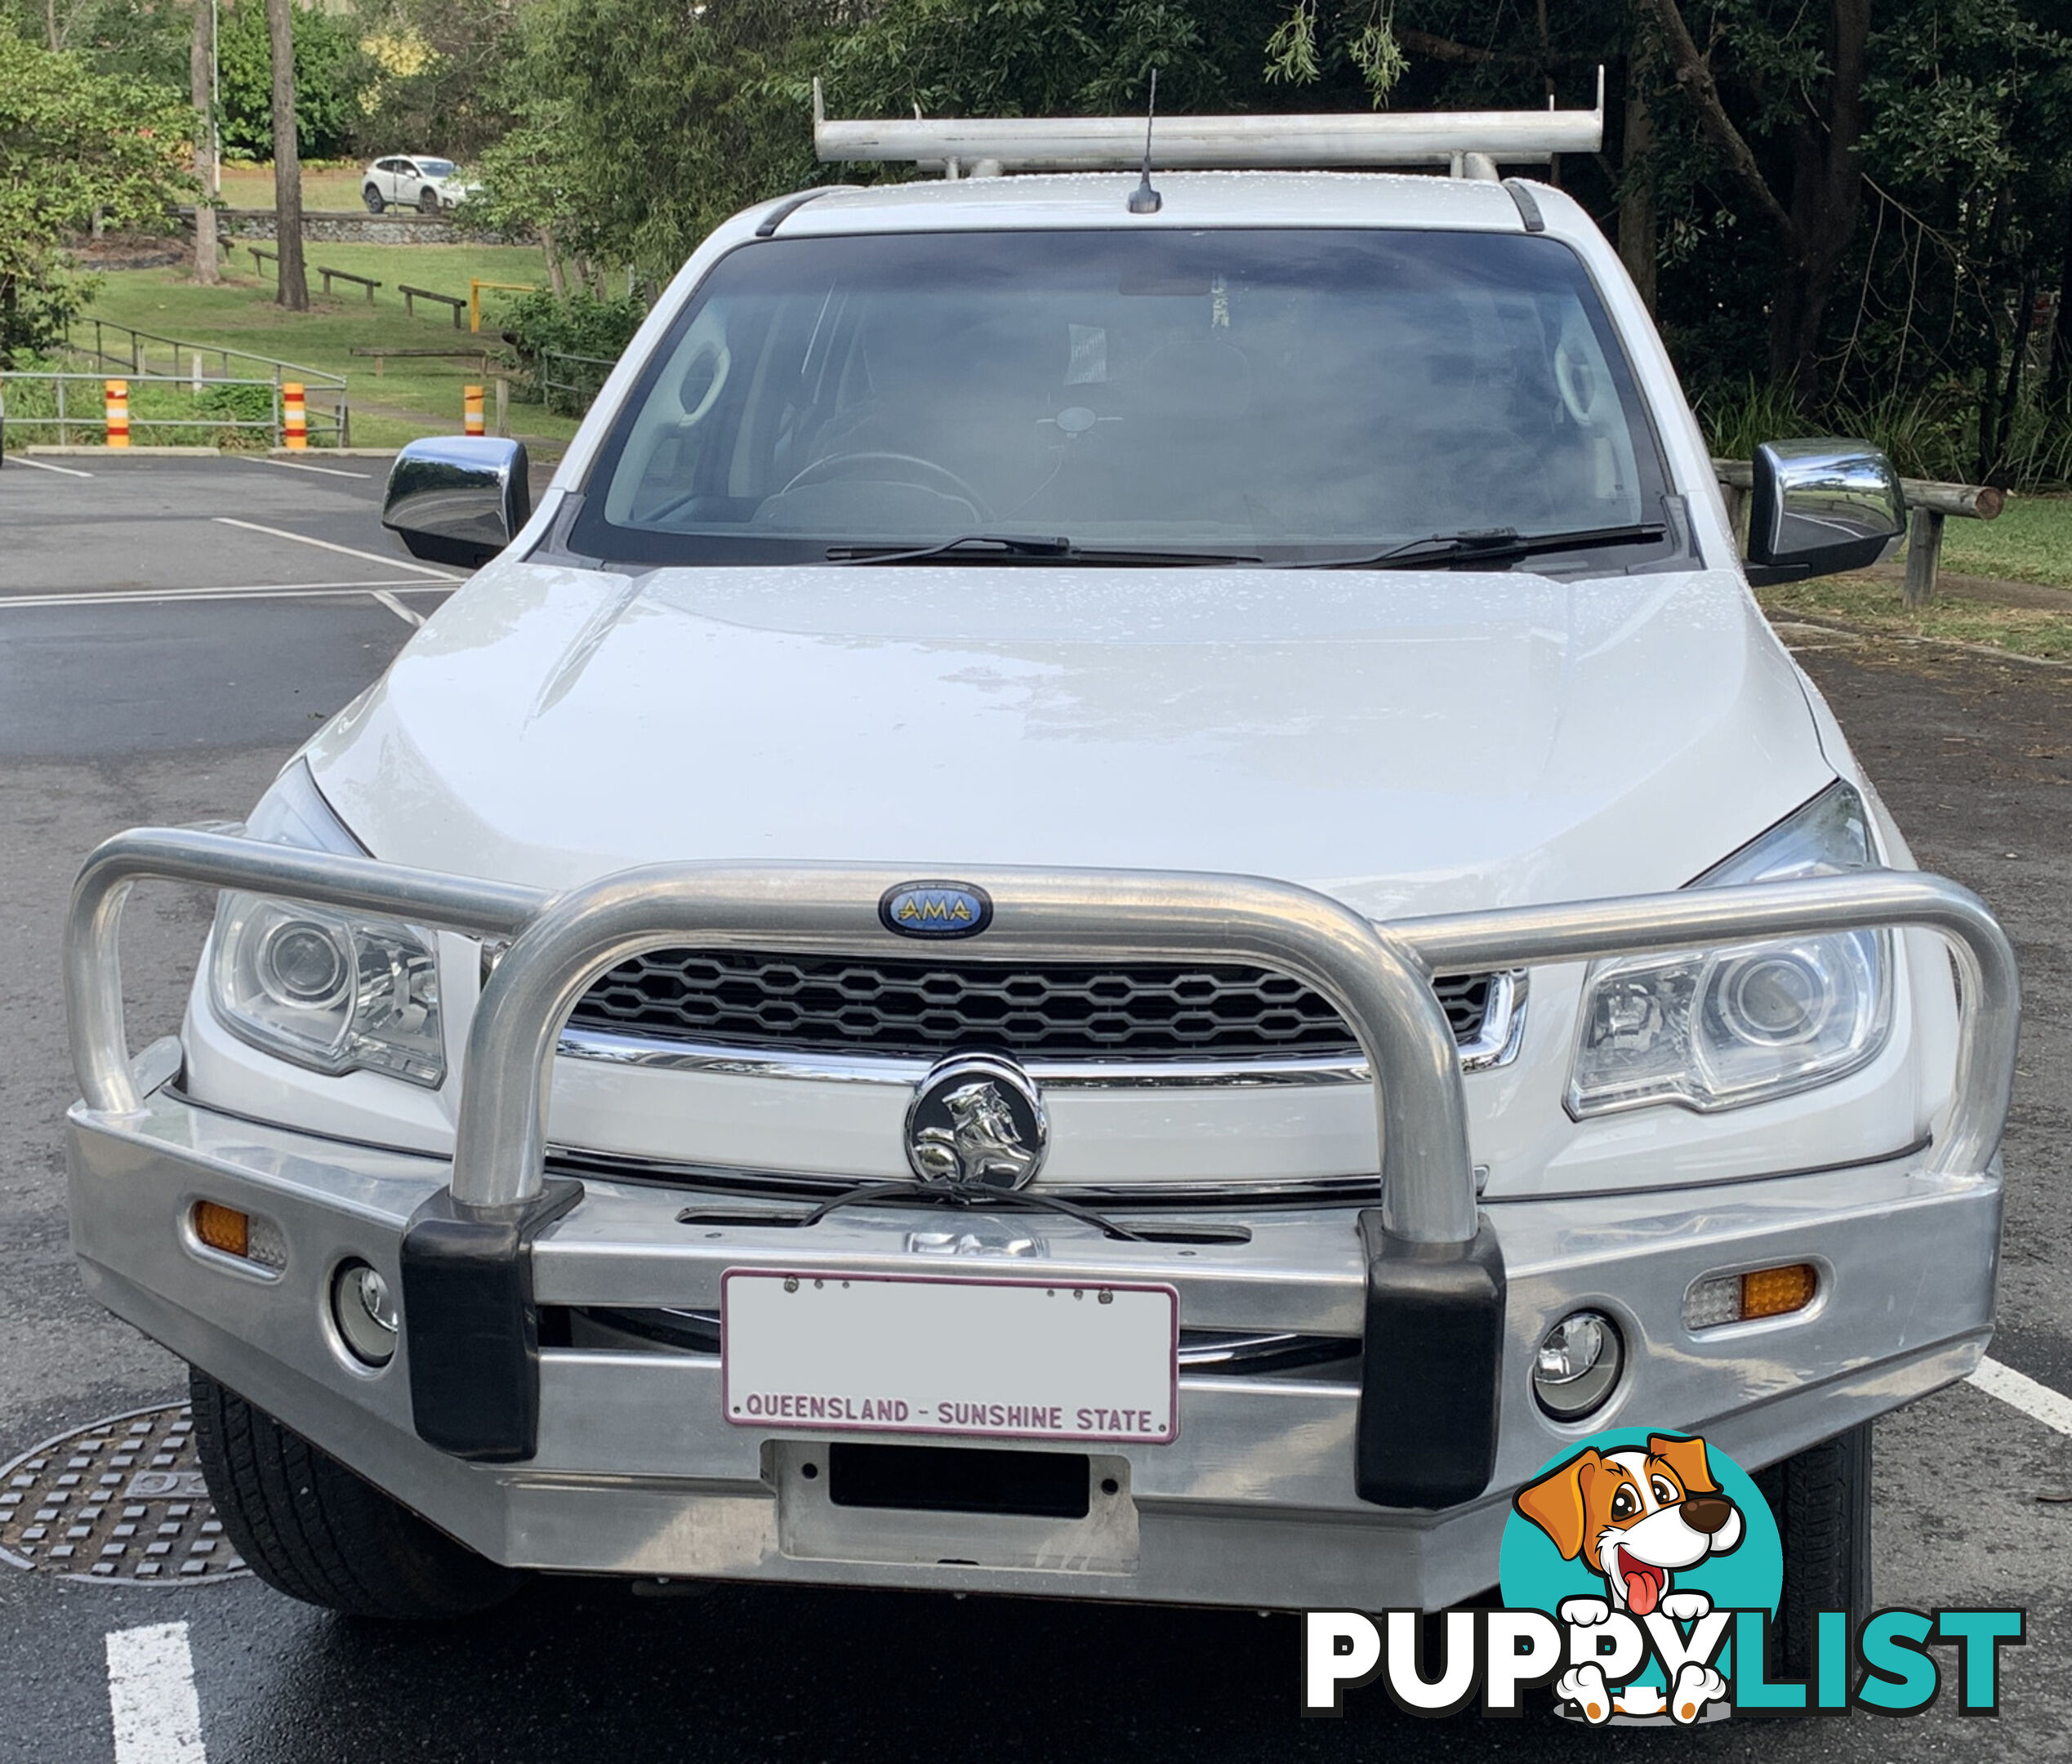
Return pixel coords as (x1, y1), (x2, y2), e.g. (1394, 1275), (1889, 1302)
(1066, 323), (1107, 385)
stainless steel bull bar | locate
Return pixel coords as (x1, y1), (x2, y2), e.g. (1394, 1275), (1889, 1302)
(69, 830), (2017, 1230)
(65, 829), (2017, 1501)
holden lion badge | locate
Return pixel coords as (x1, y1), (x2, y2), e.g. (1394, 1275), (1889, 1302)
(904, 1054), (1049, 1191)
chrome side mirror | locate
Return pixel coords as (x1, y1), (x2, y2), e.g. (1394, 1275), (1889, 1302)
(1745, 439), (1904, 585)
(381, 437), (531, 568)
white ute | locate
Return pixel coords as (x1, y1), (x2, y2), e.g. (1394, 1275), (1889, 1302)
(67, 93), (2017, 1671)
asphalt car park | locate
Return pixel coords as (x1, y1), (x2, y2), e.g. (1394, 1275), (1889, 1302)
(1, 456), (2068, 1761)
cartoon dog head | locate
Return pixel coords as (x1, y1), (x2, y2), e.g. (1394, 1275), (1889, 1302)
(1513, 1434), (1744, 1616)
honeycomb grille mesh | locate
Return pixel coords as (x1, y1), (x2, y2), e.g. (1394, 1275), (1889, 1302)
(568, 950), (1494, 1062)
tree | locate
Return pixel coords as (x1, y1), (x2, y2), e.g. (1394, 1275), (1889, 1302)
(216, 0), (371, 160)
(189, 0), (217, 285)
(266, 0), (305, 310)
(1636, 0), (1868, 397)
(354, 0), (528, 162)
(0, 20), (194, 365)
(474, 0), (2072, 485)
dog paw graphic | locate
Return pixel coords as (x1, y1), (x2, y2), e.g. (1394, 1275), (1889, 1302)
(1556, 1664), (1613, 1725)
(1670, 1662), (1729, 1724)
(1557, 1597), (1612, 1628)
(1659, 1590), (1713, 1623)
(1611, 1684), (1667, 1718)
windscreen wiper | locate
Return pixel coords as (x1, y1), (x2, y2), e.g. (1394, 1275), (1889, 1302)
(827, 534), (1262, 566)
(1290, 522), (1669, 571)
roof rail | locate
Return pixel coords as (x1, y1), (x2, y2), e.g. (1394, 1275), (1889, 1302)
(812, 71), (1602, 177)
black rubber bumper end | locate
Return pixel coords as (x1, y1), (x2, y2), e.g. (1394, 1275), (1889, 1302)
(1354, 1210), (1506, 1510)
(399, 1178), (582, 1463)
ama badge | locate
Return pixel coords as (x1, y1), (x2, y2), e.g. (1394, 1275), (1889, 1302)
(880, 880), (993, 939)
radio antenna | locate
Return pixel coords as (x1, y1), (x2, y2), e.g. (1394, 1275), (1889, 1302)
(1127, 69), (1163, 213)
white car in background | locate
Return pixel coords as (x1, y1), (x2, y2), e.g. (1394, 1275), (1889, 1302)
(362, 154), (475, 214)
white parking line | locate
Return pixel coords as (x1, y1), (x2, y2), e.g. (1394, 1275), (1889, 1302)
(212, 516), (462, 581)
(5, 455), (94, 478)
(0, 581), (451, 611)
(1971, 1355), (2072, 1437)
(372, 589), (427, 626)
(234, 455), (372, 480)
(105, 1622), (207, 1764)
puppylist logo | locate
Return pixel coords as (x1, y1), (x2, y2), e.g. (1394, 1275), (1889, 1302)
(1303, 1428), (2025, 1722)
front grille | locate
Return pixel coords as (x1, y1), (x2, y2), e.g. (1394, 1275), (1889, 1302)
(567, 949), (1495, 1062)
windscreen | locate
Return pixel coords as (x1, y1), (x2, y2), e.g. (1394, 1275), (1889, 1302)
(574, 227), (1668, 566)
(415, 158), (457, 177)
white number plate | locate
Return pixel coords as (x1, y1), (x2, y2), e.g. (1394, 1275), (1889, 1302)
(721, 1270), (1179, 1444)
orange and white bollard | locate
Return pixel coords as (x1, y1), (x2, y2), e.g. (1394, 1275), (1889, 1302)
(105, 379), (130, 448)
(282, 381), (308, 449)
(463, 384), (485, 437)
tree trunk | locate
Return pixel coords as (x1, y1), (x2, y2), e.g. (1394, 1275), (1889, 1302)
(2048, 185), (2072, 412)
(1618, 30), (1658, 313)
(1766, 0), (1869, 399)
(1533, 0), (1558, 186)
(1986, 271), (2037, 486)
(190, 0), (219, 287)
(539, 225), (568, 300)
(268, 0), (307, 311)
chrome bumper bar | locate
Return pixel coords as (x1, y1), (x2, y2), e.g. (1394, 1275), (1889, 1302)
(65, 830), (2020, 1508)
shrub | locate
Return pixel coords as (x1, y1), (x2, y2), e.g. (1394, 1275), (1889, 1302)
(492, 287), (643, 413)
(218, 2), (374, 161)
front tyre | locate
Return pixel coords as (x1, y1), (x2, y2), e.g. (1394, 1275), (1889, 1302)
(1757, 1421), (1872, 1681)
(419, 186), (441, 215)
(189, 1365), (519, 1620)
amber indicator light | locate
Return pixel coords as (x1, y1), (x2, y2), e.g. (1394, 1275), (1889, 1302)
(1740, 1263), (1817, 1320)
(193, 1200), (252, 1259)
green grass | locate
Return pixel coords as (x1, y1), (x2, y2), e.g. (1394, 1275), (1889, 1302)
(78, 247), (579, 451)
(1759, 580), (2072, 662)
(217, 161), (372, 212)
(1936, 494), (2072, 589)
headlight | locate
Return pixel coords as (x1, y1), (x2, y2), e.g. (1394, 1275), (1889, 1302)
(1567, 782), (1892, 1116)
(206, 763), (447, 1088)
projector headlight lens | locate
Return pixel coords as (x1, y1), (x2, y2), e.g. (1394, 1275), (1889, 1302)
(205, 761), (445, 1087)
(1568, 782), (1892, 1117)
(212, 895), (445, 1086)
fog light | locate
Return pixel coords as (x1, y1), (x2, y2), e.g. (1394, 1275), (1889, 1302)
(1683, 1262), (1819, 1330)
(1533, 1310), (1622, 1420)
(331, 1259), (399, 1366)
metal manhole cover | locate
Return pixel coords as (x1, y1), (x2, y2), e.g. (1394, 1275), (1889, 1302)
(0, 1402), (247, 1584)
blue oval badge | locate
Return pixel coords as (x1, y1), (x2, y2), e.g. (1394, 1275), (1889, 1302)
(880, 881), (993, 940)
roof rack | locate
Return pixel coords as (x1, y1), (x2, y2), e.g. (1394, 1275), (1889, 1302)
(812, 71), (1602, 179)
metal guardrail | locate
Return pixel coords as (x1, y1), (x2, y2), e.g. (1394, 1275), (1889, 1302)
(0, 371), (306, 448)
(65, 831), (2017, 1242)
(469, 278), (538, 334)
(537, 350), (617, 416)
(64, 319), (349, 448)
(1713, 457), (2004, 607)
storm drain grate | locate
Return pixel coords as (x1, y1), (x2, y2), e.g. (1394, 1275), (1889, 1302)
(0, 1402), (247, 1585)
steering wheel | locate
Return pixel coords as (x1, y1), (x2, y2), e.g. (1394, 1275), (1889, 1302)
(778, 451), (990, 515)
